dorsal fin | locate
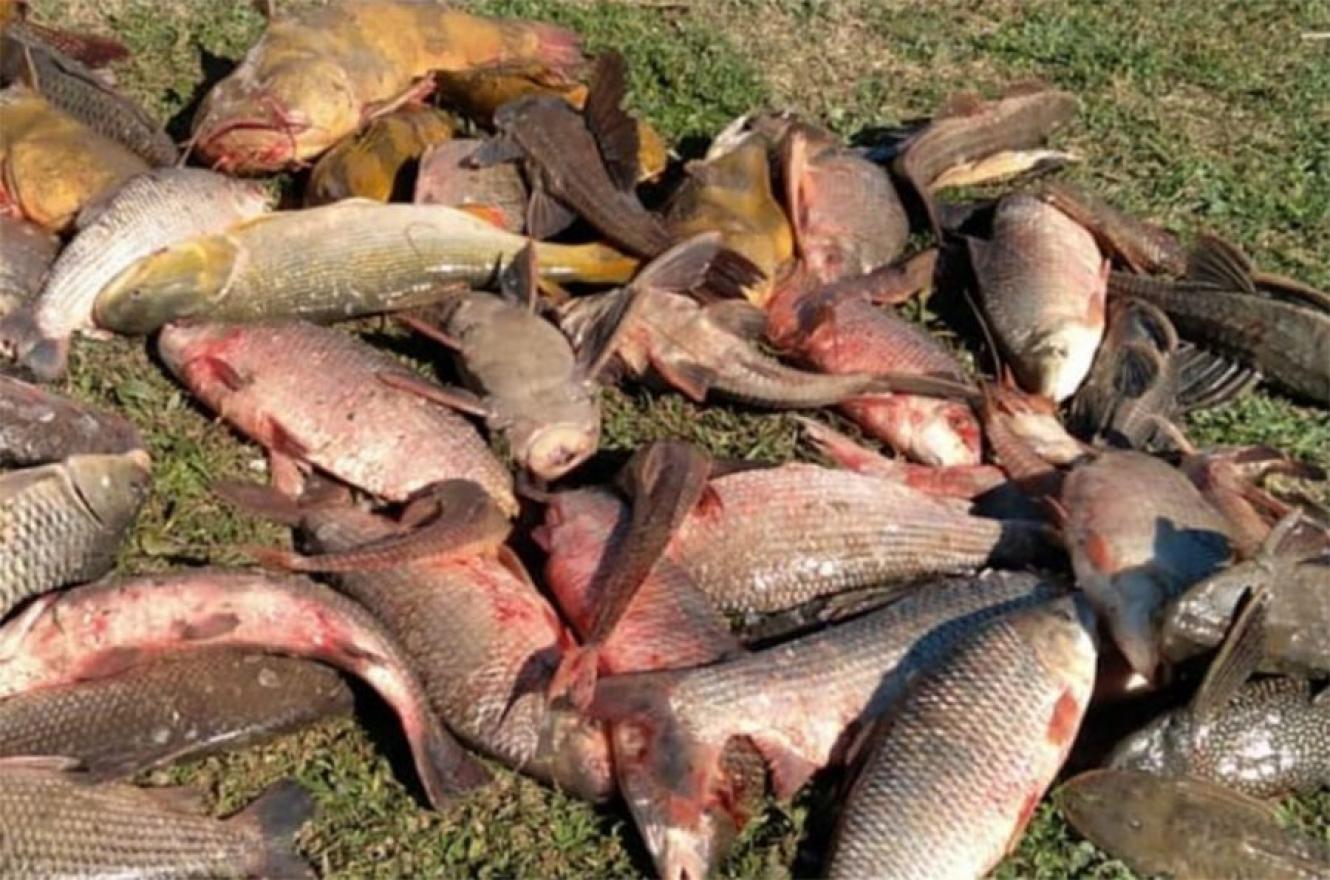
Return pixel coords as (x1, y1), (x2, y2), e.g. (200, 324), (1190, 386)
(583, 50), (640, 192)
(1187, 235), (1257, 293)
(1189, 585), (1269, 724)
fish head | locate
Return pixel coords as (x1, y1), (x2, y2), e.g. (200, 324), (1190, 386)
(1107, 711), (1192, 778)
(157, 321), (246, 386)
(1015, 594), (1099, 685)
(516, 418), (600, 482)
(538, 707), (616, 803)
(1158, 563), (1262, 662)
(1055, 769), (1171, 858)
(94, 236), (240, 335)
(65, 450), (153, 526)
(910, 398), (984, 467)
(1079, 566), (1167, 682)
(1020, 321), (1102, 403)
(193, 59), (356, 174)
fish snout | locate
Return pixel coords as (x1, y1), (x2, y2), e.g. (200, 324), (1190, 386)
(1026, 323), (1102, 402)
(522, 423), (598, 481)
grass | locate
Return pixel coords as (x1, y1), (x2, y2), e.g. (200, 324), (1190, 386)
(23, 0), (1330, 876)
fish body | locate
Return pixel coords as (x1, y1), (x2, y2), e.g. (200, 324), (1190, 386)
(0, 24), (176, 164)
(0, 213), (55, 316)
(297, 503), (615, 802)
(1061, 450), (1232, 678)
(1036, 180), (1185, 275)
(0, 568), (487, 808)
(158, 320), (516, 513)
(415, 138), (528, 231)
(783, 122), (908, 284)
(435, 65), (586, 126)
(0, 85), (148, 231)
(667, 133), (793, 302)
(1058, 768), (1330, 880)
(307, 106), (455, 205)
(587, 572), (1066, 879)
(5, 168), (270, 380)
(193, 3), (582, 172)
(970, 194), (1109, 402)
(434, 291), (600, 480)
(0, 765), (315, 878)
(0, 373), (142, 464)
(826, 596), (1097, 879)
(0, 650), (354, 778)
(94, 201), (636, 334)
(1110, 236), (1330, 405)
(0, 450), (150, 620)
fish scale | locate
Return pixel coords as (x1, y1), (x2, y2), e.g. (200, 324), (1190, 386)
(0, 452), (149, 620)
(826, 596), (1096, 879)
(0, 650), (354, 777)
(667, 464), (1047, 612)
(157, 320), (517, 514)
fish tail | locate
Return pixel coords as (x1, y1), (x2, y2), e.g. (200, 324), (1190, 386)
(0, 308), (66, 381)
(231, 779), (317, 880)
(536, 241), (640, 285)
(549, 644), (601, 712)
(419, 715), (491, 803)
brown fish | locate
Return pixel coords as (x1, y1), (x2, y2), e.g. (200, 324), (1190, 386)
(1036, 179), (1186, 275)
(0, 372), (143, 465)
(0, 568), (488, 809)
(157, 320), (517, 513)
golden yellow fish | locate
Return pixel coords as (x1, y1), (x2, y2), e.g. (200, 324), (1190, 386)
(307, 106), (456, 205)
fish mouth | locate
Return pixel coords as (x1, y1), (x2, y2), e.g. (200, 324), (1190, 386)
(194, 111), (311, 173)
(522, 425), (597, 481)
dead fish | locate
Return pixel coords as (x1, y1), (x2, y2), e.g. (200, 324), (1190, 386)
(415, 138), (529, 232)
(587, 572), (1066, 879)
(157, 320), (517, 514)
(1058, 769), (1330, 880)
(230, 487), (616, 803)
(0, 2), (128, 68)
(94, 201), (637, 335)
(306, 105), (455, 205)
(0, 85), (148, 231)
(1113, 585), (1330, 798)
(0, 213), (56, 317)
(486, 51), (672, 256)
(929, 146), (1078, 189)
(897, 85), (1078, 238)
(0, 372), (143, 465)
(2, 168), (271, 381)
(1035, 179), (1186, 275)
(1179, 447), (1324, 559)
(1060, 450), (1233, 679)
(825, 595), (1097, 879)
(1110, 234), (1330, 405)
(0, 567), (488, 808)
(769, 276), (982, 466)
(383, 247), (605, 481)
(543, 464), (1050, 615)
(536, 485), (750, 880)
(0, 761), (315, 878)
(667, 132), (794, 303)
(0, 650), (354, 779)
(192, 2), (582, 173)
(782, 120), (910, 285)
(969, 194), (1109, 402)
(0, 24), (177, 165)
(0, 450), (150, 621)
(435, 64), (588, 126)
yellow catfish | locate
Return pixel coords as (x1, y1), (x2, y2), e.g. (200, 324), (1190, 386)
(306, 106), (456, 205)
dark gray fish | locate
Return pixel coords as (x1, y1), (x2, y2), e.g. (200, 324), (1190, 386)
(0, 760), (314, 878)
(0, 214), (57, 317)
(0, 650), (354, 778)
(0, 372), (143, 465)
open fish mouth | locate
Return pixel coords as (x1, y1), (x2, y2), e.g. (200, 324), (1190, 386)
(194, 100), (313, 172)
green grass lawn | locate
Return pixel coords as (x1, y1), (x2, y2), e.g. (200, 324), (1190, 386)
(29, 0), (1330, 876)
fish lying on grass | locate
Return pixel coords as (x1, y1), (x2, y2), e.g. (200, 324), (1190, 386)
(158, 320), (517, 513)
(0, 373), (143, 464)
(0, 650), (354, 779)
(0, 568), (489, 809)
(94, 201), (638, 334)
(2, 168), (270, 381)
(0, 760), (316, 879)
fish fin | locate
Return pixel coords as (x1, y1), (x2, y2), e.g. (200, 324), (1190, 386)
(862, 371), (982, 402)
(17, 22), (130, 67)
(583, 50), (640, 192)
(264, 416), (310, 460)
(422, 723), (491, 803)
(0, 755), (84, 772)
(782, 127), (811, 259)
(397, 313), (463, 351)
(466, 135), (525, 168)
(211, 479), (310, 525)
(1251, 270), (1330, 314)
(1111, 342), (1166, 399)
(143, 784), (211, 815)
(18, 335), (71, 383)
(634, 232), (763, 301)
(526, 183), (577, 240)
(192, 355), (249, 393)
(1189, 584), (1270, 724)
(650, 352), (714, 402)
(241, 544), (307, 571)
(797, 416), (897, 475)
(230, 779), (317, 880)
(548, 645), (600, 712)
(495, 544), (539, 590)
(703, 300), (767, 340)
(1174, 343), (1260, 411)
(1187, 235), (1257, 293)
(575, 287), (643, 382)
(936, 90), (987, 118)
(0, 593), (57, 661)
(499, 242), (540, 310)
(267, 450), (306, 499)
(752, 738), (819, 801)
(587, 668), (685, 722)
(378, 370), (491, 418)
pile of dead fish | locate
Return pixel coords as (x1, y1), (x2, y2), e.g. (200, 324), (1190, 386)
(4, 1), (1330, 877)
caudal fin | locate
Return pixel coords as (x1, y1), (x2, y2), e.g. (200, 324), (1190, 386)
(232, 779), (317, 880)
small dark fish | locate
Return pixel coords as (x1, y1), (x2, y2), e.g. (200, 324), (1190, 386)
(0, 25), (176, 164)
(489, 51), (672, 257)
(1110, 235), (1330, 405)
(0, 760), (315, 878)
(1035, 179), (1187, 275)
(1113, 586), (1330, 798)
(0, 372), (143, 464)
(0, 650), (354, 778)
(1058, 768), (1330, 880)
(825, 596), (1097, 879)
